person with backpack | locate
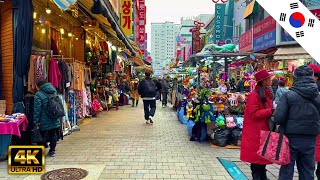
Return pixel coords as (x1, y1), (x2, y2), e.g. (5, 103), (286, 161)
(273, 65), (320, 180)
(34, 80), (64, 157)
(138, 72), (162, 124)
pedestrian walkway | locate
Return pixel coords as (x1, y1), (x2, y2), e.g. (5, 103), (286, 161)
(0, 101), (297, 179)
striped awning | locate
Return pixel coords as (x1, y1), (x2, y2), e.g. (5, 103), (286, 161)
(274, 46), (312, 60)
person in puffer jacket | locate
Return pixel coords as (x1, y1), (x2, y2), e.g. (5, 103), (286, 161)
(273, 65), (320, 180)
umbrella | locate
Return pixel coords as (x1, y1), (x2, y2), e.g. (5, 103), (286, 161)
(12, 0), (34, 113)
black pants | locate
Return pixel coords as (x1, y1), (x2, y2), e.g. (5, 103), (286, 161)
(143, 100), (156, 120)
(279, 136), (316, 180)
(39, 129), (58, 153)
(162, 92), (168, 105)
(132, 99), (139, 107)
(251, 164), (268, 180)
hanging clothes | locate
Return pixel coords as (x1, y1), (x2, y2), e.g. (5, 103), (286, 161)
(42, 56), (47, 80)
(27, 55), (37, 92)
(58, 60), (69, 91)
(35, 56), (44, 82)
(49, 57), (62, 88)
(68, 91), (77, 127)
(68, 63), (74, 88)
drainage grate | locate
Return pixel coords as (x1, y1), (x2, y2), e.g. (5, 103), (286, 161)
(41, 168), (88, 180)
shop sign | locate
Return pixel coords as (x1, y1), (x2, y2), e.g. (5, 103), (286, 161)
(253, 16), (276, 38)
(253, 16), (276, 52)
(253, 30), (276, 52)
(120, 0), (133, 36)
(190, 21), (205, 55)
(277, 8), (320, 45)
(214, 3), (226, 44)
(138, 0), (146, 46)
(239, 28), (253, 52)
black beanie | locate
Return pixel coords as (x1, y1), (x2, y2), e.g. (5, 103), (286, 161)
(293, 65), (314, 78)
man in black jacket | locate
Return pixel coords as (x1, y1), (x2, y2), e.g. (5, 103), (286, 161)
(138, 72), (162, 124)
(274, 65), (320, 180)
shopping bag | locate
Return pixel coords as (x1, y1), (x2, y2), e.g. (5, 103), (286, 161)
(257, 130), (290, 165)
(31, 127), (42, 144)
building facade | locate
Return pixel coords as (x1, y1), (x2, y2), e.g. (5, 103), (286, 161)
(151, 22), (180, 62)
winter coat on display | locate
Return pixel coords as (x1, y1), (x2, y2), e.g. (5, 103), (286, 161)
(273, 76), (320, 136)
(240, 86), (273, 165)
(33, 83), (61, 131)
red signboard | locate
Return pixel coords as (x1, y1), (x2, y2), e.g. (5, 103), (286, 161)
(253, 16), (276, 38)
(239, 28), (253, 52)
(137, 0), (146, 50)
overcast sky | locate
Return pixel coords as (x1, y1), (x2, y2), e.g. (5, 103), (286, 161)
(145, 0), (215, 51)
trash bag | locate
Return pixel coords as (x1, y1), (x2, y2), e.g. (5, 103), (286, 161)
(190, 122), (207, 142)
(187, 120), (195, 136)
(230, 128), (242, 146)
(214, 128), (231, 147)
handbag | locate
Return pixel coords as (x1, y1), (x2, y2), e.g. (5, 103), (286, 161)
(31, 126), (43, 144)
(257, 128), (290, 165)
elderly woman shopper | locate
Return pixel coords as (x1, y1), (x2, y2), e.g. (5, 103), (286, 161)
(274, 65), (320, 180)
(240, 69), (274, 180)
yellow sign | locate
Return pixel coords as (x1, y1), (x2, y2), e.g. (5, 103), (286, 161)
(120, 0), (133, 36)
(8, 146), (45, 174)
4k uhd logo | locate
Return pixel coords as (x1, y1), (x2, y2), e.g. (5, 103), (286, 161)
(8, 146), (45, 174)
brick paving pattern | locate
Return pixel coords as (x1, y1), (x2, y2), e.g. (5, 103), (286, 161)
(0, 101), (299, 179)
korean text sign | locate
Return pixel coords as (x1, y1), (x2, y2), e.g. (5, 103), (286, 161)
(121, 0), (133, 36)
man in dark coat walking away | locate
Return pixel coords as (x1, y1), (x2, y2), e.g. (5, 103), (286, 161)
(138, 72), (162, 124)
(274, 65), (320, 180)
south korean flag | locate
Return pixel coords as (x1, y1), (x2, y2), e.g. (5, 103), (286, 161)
(256, 0), (320, 63)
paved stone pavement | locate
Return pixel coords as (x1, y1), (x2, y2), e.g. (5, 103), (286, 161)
(0, 101), (299, 179)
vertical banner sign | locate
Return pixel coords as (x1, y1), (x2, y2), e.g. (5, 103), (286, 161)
(121, 0), (133, 36)
(255, 0), (320, 62)
(138, 0), (146, 57)
(190, 21), (205, 55)
(214, 3), (226, 43)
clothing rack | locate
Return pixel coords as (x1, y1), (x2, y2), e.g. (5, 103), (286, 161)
(31, 49), (53, 57)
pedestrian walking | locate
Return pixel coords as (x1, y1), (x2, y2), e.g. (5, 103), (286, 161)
(34, 80), (62, 157)
(307, 64), (320, 179)
(271, 78), (279, 100)
(273, 65), (320, 180)
(240, 69), (274, 180)
(130, 78), (140, 107)
(161, 76), (170, 107)
(274, 80), (289, 107)
(138, 72), (162, 124)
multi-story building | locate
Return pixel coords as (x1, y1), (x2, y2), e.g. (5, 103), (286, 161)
(151, 22), (180, 62)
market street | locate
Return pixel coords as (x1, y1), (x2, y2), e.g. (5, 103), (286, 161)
(0, 102), (299, 180)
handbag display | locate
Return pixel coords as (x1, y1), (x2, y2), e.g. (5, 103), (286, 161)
(257, 129), (290, 165)
(31, 127), (42, 144)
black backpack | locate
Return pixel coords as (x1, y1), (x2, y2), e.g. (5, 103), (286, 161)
(41, 91), (65, 119)
(144, 79), (157, 96)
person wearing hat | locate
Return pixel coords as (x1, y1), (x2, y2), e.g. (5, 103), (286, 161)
(309, 64), (320, 91)
(273, 65), (320, 180)
(240, 69), (274, 180)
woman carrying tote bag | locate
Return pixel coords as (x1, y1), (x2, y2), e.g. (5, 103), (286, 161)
(273, 65), (320, 180)
(240, 69), (274, 180)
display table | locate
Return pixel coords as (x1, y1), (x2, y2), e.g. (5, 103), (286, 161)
(0, 116), (28, 159)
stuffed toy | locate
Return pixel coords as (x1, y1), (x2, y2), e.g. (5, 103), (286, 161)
(248, 75), (256, 92)
(194, 105), (201, 122)
(226, 116), (236, 128)
(185, 101), (194, 118)
(218, 83), (228, 94)
(201, 104), (213, 124)
(229, 93), (239, 106)
(216, 115), (225, 127)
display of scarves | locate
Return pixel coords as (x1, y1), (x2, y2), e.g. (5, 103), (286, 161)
(75, 90), (84, 119)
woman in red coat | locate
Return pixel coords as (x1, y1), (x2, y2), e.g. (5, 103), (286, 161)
(240, 69), (274, 180)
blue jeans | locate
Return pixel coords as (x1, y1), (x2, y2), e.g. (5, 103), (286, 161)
(279, 136), (316, 180)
